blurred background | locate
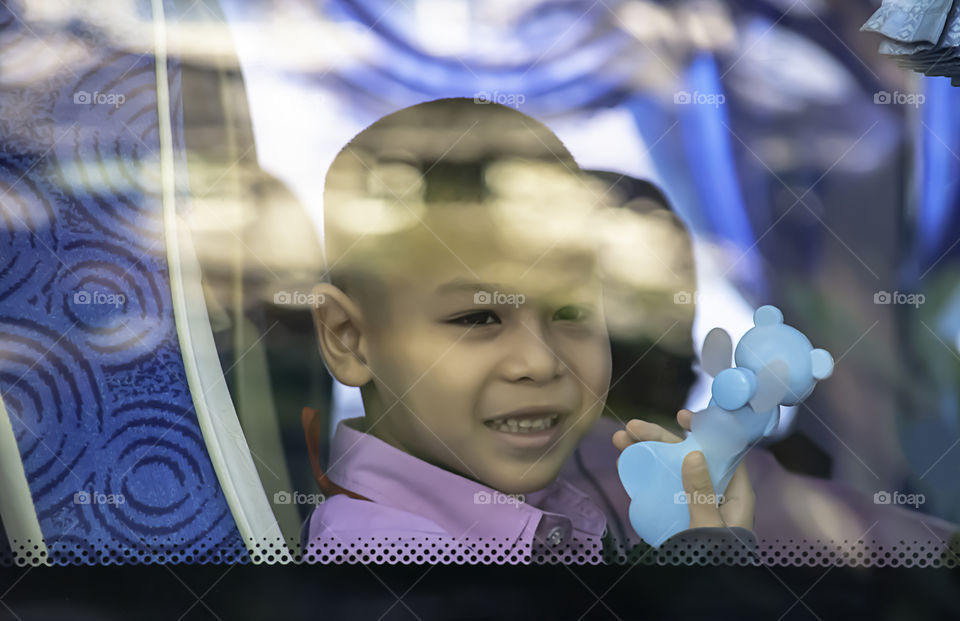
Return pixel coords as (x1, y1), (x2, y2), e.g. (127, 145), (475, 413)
(2, 0), (960, 562)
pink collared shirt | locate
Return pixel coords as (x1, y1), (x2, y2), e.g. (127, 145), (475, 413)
(303, 418), (607, 563)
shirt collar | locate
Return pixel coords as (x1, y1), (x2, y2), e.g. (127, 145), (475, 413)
(325, 418), (605, 544)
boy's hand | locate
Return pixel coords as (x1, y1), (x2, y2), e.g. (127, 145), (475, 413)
(612, 410), (755, 531)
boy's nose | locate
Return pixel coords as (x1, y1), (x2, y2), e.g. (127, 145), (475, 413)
(500, 319), (564, 384)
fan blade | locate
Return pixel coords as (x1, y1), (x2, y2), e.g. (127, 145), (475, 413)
(701, 327), (733, 377)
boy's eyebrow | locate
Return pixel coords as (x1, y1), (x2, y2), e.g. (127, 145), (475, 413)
(434, 279), (503, 295)
(434, 277), (598, 299)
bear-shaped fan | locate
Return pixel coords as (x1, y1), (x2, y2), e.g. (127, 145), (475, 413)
(617, 305), (834, 547)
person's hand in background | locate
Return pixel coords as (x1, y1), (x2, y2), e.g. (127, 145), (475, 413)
(612, 409), (755, 530)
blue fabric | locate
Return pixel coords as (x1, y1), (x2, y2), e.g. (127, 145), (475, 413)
(863, 0), (960, 84)
(863, 0), (954, 45)
(918, 76), (960, 269)
(677, 54), (766, 296)
(0, 1), (244, 562)
(314, 0), (640, 114)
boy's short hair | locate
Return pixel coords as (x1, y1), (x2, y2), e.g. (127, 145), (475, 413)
(321, 98), (589, 297)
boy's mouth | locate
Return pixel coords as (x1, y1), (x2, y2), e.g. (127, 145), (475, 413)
(484, 413), (560, 434)
(483, 407), (565, 434)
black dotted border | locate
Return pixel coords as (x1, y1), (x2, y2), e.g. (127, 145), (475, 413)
(1, 537), (956, 567)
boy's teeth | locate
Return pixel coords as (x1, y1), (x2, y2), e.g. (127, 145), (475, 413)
(487, 414), (560, 433)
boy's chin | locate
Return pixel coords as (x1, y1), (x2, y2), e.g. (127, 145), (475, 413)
(481, 464), (562, 495)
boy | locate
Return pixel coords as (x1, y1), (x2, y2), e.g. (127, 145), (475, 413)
(302, 98), (754, 562)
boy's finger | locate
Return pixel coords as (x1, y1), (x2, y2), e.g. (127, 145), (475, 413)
(612, 425), (674, 452)
(718, 461), (755, 529)
(682, 451), (723, 528)
(612, 429), (633, 452)
(724, 461), (752, 499)
(625, 419), (683, 444)
(676, 409), (693, 431)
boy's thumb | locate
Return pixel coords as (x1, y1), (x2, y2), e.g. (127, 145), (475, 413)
(682, 451), (723, 528)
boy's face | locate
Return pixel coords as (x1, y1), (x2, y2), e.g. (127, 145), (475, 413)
(353, 208), (612, 494)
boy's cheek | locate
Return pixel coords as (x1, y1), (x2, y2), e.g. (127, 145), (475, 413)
(369, 338), (468, 395)
(571, 345), (613, 402)
(569, 405), (604, 444)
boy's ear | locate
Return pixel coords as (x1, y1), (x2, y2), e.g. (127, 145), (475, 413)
(310, 283), (372, 387)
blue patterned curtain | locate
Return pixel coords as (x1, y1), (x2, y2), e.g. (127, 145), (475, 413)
(0, 0), (245, 562)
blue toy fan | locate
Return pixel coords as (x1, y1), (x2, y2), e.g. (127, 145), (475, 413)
(617, 305), (835, 547)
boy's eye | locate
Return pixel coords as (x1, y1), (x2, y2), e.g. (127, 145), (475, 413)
(553, 305), (589, 321)
(448, 310), (501, 326)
